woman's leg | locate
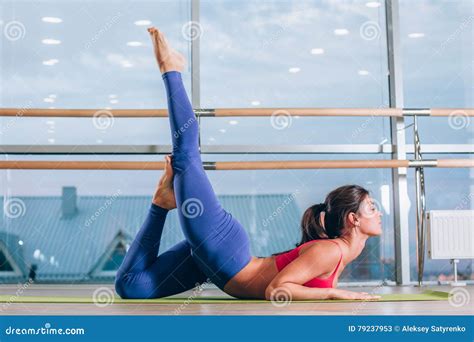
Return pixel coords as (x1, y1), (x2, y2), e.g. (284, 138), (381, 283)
(115, 203), (208, 299)
(162, 71), (252, 290)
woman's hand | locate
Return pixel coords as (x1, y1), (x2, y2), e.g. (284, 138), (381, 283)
(152, 155), (177, 210)
(330, 288), (381, 300)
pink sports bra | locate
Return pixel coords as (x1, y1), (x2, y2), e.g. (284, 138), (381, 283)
(274, 239), (343, 288)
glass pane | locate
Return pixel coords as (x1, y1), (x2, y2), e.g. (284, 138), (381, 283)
(407, 153), (474, 282)
(0, 0), (191, 144)
(200, 0), (390, 145)
(1, 153), (394, 283)
(400, 0), (474, 144)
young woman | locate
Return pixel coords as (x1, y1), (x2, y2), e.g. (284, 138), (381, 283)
(114, 27), (382, 301)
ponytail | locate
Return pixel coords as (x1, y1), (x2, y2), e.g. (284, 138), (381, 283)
(298, 202), (330, 244)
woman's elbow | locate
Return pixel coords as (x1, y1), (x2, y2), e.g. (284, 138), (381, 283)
(264, 284), (275, 301)
(265, 283), (291, 301)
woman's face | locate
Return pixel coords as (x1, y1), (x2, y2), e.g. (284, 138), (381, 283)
(357, 195), (383, 236)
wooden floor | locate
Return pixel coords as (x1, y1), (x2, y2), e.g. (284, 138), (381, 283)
(1, 284), (472, 315)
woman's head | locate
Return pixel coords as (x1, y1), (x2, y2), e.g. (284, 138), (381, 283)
(298, 184), (382, 245)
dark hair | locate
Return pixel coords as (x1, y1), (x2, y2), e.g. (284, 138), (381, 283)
(272, 184), (369, 256)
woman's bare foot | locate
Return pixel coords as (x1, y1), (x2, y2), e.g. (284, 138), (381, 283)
(152, 155), (177, 210)
(147, 27), (186, 74)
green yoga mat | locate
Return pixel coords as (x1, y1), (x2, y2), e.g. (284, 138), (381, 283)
(0, 291), (449, 304)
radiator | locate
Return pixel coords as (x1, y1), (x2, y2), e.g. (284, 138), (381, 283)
(427, 210), (474, 259)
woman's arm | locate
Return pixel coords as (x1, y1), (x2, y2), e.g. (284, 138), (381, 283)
(265, 242), (380, 300)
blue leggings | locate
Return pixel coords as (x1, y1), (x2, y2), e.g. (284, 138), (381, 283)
(115, 71), (252, 299)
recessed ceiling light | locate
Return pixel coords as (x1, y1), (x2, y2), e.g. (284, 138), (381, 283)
(121, 61), (133, 68)
(311, 48), (325, 55)
(334, 29), (349, 36)
(219, 128), (226, 133)
(42, 17), (63, 23)
(408, 32), (425, 38)
(44, 98), (55, 103)
(134, 20), (151, 26)
(48, 94), (57, 98)
(48, 138), (55, 143)
(229, 120), (238, 125)
(127, 41), (143, 47)
(365, 2), (381, 8)
(42, 38), (61, 45)
(110, 99), (119, 104)
(251, 100), (260, 106)
(358, 70), (370, 76)
(289, 67), (300, 73)
(42, 59), (59, 66)
(109, 94), (118, 99)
